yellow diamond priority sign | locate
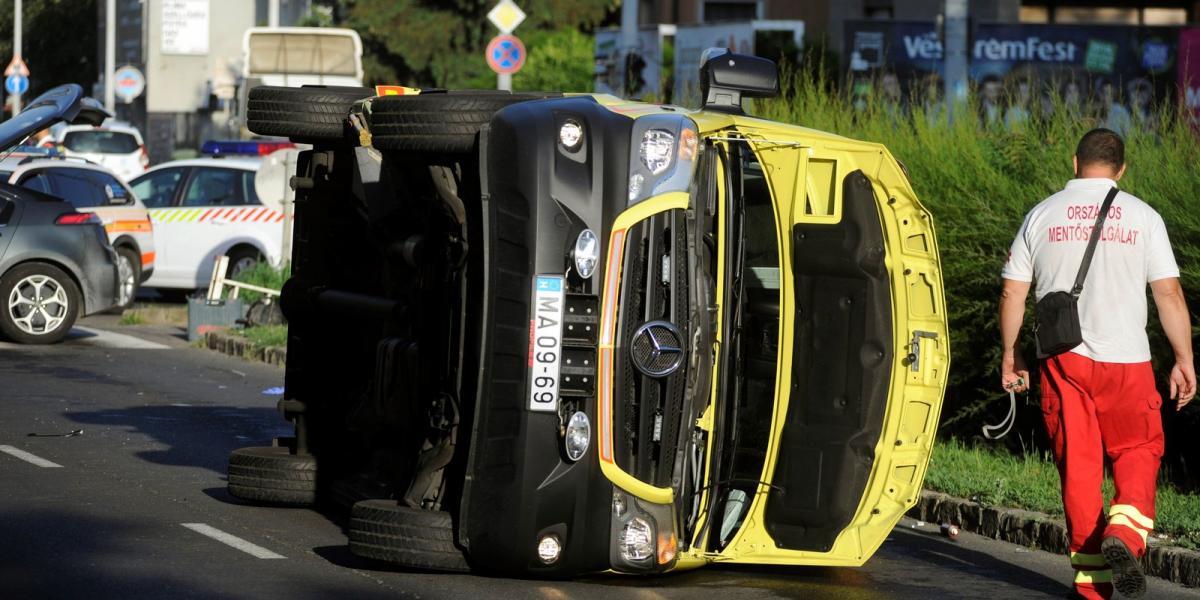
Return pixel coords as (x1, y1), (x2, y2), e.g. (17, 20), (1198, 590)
(488, 0), (526, 34)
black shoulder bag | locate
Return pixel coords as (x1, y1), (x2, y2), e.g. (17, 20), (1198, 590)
(1033, 186), (1119, 358)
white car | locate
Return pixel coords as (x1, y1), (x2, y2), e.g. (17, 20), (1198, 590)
(55, 124), (149, 181)
(129, 156), (284, 292)
(0, 151), (155, 310)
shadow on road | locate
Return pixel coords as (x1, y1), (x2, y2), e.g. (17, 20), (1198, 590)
(63, 404), (289, 475)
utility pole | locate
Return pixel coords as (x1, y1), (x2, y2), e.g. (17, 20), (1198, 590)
(104, 0), (116, 114)
(12, 0), (21, 114)
(943, 0), (969, 122)
(620, 0), (638, 98)
(268, 0), (280, 27)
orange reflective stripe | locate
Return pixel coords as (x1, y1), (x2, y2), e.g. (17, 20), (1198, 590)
(105, 219), (154, 233)
(141, 251), (155, 266)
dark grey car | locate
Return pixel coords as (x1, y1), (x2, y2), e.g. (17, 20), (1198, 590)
(0, 84), (117, 344)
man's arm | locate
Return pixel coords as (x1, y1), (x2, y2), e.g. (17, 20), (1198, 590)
(999, 278), (1032, 392)
(1150, 277), (1196, 409)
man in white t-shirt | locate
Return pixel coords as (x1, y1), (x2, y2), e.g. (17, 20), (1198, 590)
(998, 128), (1195, 600)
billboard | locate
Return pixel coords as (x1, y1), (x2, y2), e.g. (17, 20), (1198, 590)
(845, 20), (1180, 107)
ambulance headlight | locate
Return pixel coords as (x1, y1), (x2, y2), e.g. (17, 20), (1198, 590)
(639, 129), (675, 175)
(618, 517), (655, 562)
(572, 230), (599, 280)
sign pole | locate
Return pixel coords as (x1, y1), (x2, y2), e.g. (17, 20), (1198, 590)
(12, 0), (20, 115)
(104, 0), (116, 114)
(620, 0), (637, 98)
(943, 0), (969, 123)
(498, 73), (512, 91)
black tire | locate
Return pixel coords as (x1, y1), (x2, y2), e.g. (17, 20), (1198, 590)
(246, 85), (375, 144)
(225, 247), (262, 281)
(227, 446), (317, 506)
(0, 262), (81, 344)
(107, 246), (141, 313)
(348, 499), (469, 572)
(368, 92), (559, 153)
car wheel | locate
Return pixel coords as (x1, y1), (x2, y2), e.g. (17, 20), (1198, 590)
(226, 247), (262, 281)
(0, 263), (81, 344)
(348, 499), (470, 572)
(246, 85), (375, 144)
(227, 446), (317, 506)
(108, 247), (141, 313)
(367, 92), (560, 153)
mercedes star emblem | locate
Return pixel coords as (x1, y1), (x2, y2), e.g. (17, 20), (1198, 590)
(630, 320), (684, 377)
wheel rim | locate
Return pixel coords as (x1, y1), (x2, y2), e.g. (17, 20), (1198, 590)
(229, 256), (258, 279)
(7, 275), (70, 335)
(116, 255), (135, 306)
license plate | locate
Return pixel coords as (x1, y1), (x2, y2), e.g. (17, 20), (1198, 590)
(529, 276), (565, 412)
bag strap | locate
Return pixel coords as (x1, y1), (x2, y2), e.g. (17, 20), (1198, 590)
(1071, 186), (1120, 297)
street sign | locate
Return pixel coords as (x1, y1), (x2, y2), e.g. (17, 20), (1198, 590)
(5, 74), (28, 96)
(4, 56), (29, 77)
(487, 0), (526, 34)
(486, 35), (526, 75)
(113, 65), (146, 103)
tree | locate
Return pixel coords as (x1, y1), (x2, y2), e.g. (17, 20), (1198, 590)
(312, 0), (611, 89)
(0, 0), (99, 109)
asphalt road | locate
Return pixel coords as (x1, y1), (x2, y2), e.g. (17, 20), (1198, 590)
(0, 316), (1197, 600)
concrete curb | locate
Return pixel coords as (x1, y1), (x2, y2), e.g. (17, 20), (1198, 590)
(203, 330), (287, 367)
(908, 489), (1200, 588)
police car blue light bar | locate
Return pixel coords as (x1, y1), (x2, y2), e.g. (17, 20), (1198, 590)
(201, 140), (295, 156)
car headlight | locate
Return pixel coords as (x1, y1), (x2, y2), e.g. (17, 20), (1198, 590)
(563, 410), (590, 461)
(639, 129), (675, 175)
(618, 517), (655, 562)
(572, 230), (599, 280)
(559, 119), (583, 151)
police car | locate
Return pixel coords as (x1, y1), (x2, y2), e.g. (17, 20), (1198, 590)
(0, 148), (153, 310)
(129, 141), (291, 292)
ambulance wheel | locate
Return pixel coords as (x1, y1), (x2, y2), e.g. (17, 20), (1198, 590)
(368, 92), (560, 154)
(246, 85), (375, 144)
(348, 499), (469, 572)
(227, 446), (317, 506)
(225, 247), (262, 281)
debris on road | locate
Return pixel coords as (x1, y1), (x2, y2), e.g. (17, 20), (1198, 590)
(27, 429), (83, 438)
(262, 387), (285, 396)
(940, 523), (960, 539)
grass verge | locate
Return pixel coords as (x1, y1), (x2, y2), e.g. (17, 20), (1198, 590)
(926, 438), (1200, 549)
(236, 325), (288, 349)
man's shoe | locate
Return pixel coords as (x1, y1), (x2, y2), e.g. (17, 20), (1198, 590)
(1102, 535), (1146, 598)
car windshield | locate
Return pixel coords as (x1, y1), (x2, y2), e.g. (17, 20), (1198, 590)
(62, 130), (139, 154)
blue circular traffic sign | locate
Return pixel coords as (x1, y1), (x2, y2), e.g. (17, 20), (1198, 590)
(5, 74), (28, 96)
(486, 34), (525, 75)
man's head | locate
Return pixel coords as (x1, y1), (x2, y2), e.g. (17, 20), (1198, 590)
(1074, 128), (1126, 180)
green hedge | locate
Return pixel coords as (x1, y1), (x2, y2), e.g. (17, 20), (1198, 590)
(756, 70), (1200, 453)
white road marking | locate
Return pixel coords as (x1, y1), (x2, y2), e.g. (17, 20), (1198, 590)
(71, 327), (171, 349)
(0, 445), (63, 468)
(180, 523), (286, 559)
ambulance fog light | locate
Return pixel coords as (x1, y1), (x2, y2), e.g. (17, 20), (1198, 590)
(559, 120), (584, 150)
(563, 411), (591, 461)
(628, 173), (644, 202)
(537, 535), (563, 564)
(573, 230), (599, 279)
(618, 517), (655, 562)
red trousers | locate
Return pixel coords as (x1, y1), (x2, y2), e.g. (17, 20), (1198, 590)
(1041, 352), (1164, 600)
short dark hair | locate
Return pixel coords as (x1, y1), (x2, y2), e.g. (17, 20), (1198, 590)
(1075, 128), (1125, 170)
